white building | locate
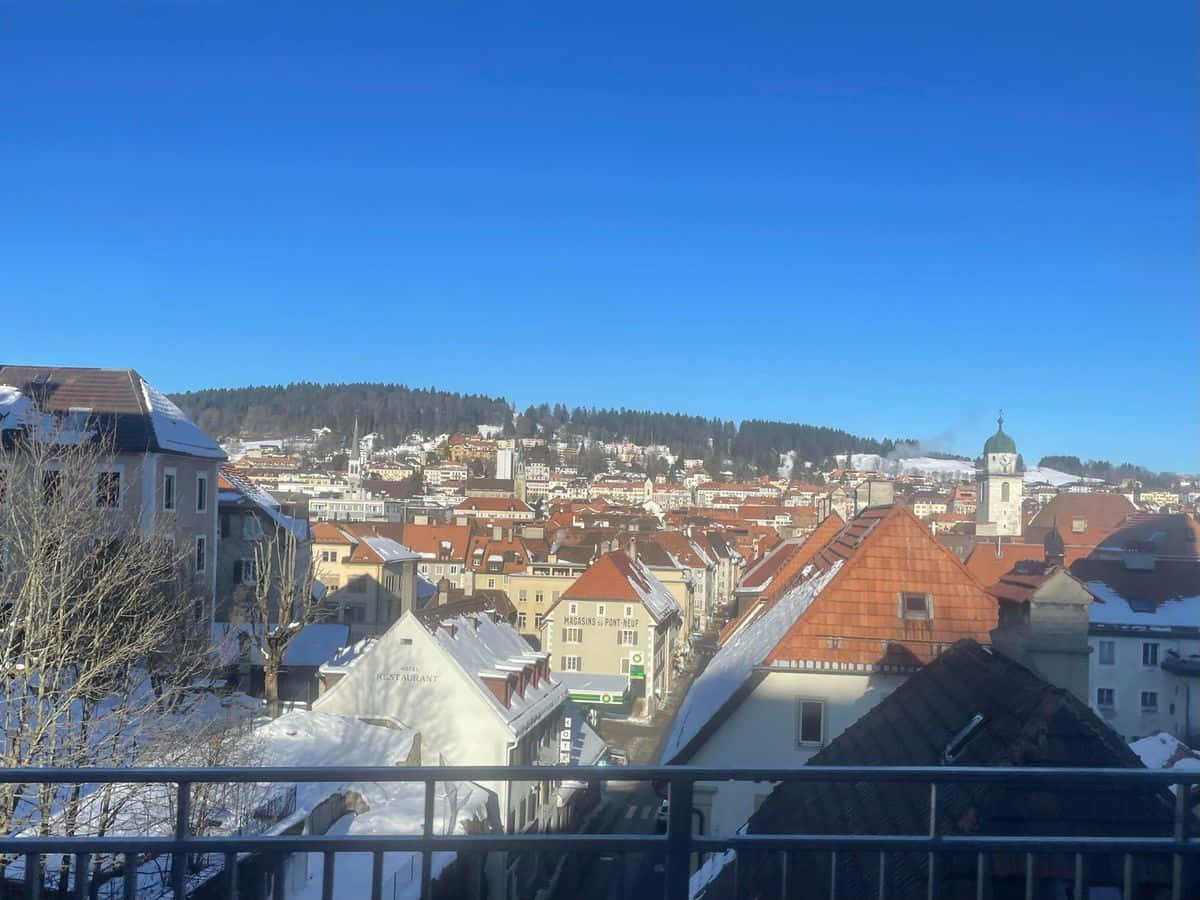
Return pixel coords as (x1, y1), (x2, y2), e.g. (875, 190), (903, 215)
(976, 415), (1023, 537)
(661, 505), (998, 838)
(315, 608), (577, 837)
(496, 447), (515, 480)
(1081, 557), (1200, 743)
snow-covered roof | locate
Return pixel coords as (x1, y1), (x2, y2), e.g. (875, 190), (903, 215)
(0, 384), (96, 443)
(432, 613), (565, 736)
(661, 561), (843, 763)
(212, 622), (350, 667)
(220, 465), (309, 541)
(1088, 581), (1200, 629)
(1130, 732), (1200, 773)
(139, 378), (226, 458)
(362, 535), (421, 563)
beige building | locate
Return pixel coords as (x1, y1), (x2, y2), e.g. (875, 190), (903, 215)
(309, 522), (420, 640)
(541, 550), (682, 710)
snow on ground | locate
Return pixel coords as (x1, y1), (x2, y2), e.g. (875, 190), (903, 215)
(1023, 466), (1102, 487)
(476, 424), (503, 438)
(841, 453), (976, 481)
(1131, 732), (1200, 772)
(662, 562), (843, 762)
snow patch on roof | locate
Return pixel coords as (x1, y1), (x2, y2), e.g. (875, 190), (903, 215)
(0, 384), (96, 444)
(140, 378), (226, 458)
(662, 561), (843, 762)
(623, 554), (682, 622)
(1131, 732), (1200, 771)
(363, 535), (421, 563)
(1087, 581), (1200, 628)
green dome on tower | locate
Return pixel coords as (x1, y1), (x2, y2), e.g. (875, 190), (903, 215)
(983, 413), (1017, 455)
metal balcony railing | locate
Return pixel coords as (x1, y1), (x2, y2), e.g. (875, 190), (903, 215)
(0, 764), (1196, 900)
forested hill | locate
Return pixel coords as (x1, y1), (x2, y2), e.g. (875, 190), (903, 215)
(169, 382), (897, 471)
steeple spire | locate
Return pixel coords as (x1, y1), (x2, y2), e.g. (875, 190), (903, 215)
(997, 408), (1005, 432)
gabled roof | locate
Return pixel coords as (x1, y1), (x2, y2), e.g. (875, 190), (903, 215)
(0, 365), (225, 459)
(454, 497), (532, 514)
(1072, 557), (1200, 631)
(711, 640), (1175, 900)
(735, 513), (844, 594)
(557, 551), (681, 623)
(965, 540), (1090, 588)
(1027, 493), (1137, 546)
(395, 523), (471, 560)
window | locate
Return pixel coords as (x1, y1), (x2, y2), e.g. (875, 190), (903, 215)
(196, 473), (208, 512)
(242, 515), (264, 541)
(568, 602), (577, 615)
(796, 699), (824, 746)
(1097, 688), (1114, 708)
(487, 577), (496, 589)
(517, 612), (527, 629)
(618, 630), (638, 646)
(625, 605), (634, 618)
(163, 469), (177, 511)
(900, 592), (931, 620)
(621, 658), (631, 674)
(1142, 642), (1159, 667)
(1001, 482), (1010, 502)
(562, 627), (583, 643)
(536, 591), (544, 604)
(560, 656), (581, 672)
(597, 604), (606, 617)
(194, 536), (207, 574)
(234, 558), (256, 585)
(1141, 691), (1158, 711)
(219, 514), (231, 539)
(534, 613), (544, 629)
(825, 636), (842, 649)
(519, 589), (528, 601)
(95, 470), (120, 508)
(1071, 518), (1087, 534)
(1098, 641), (1115, 665)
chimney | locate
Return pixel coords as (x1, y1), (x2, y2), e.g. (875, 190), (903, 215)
(464, 571), (475, 597)
(627, 536), (638, 562)
(440, 623), (457, 639)
(480, 672), (511, 707)
(435, 578), (451, 607)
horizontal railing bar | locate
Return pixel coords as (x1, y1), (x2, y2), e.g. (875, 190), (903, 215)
(0, 765), (1195, 785)
(0, 833), (1194, 856)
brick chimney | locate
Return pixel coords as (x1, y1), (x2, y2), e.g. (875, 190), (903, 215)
(479, 672), (511, 707)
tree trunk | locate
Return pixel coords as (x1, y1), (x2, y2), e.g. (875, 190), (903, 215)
(265, 660), (281, 718)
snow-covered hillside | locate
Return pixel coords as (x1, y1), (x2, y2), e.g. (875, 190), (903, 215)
(839, 453), (975, 482)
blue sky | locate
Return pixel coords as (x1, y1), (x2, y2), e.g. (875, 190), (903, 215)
(2, 2), (1196, 471)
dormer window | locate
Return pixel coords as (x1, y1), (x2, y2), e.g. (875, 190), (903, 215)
(1071, 518), (1087, 534)
(900, 592), (932, 620)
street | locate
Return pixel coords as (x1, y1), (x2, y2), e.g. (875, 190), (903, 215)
(574, 780), (665, 900)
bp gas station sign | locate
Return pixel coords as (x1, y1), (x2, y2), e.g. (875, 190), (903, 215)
(628, 652), (645, 680)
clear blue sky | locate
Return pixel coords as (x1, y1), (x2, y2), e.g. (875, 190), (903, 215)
(3, 2), (1196, 471)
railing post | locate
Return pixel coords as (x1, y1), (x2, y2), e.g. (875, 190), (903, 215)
(172, 779), (189, 900)
(926, 782), (939, 900)
(421, 778), (435, 900)
(73, 852), (89, 900)
(1172, 781), (1187, 900)
(665, 775), (693, 900)
(24, 852), (40, 900)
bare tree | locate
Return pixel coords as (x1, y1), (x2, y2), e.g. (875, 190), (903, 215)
(0, 414), (210, 876)
(243, 525), (323, 716)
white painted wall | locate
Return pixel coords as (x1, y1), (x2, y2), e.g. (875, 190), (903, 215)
(1089, 633), (1200, 742)
(684, 669), (907, 837)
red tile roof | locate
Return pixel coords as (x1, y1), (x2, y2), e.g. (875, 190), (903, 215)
(765, 505), (996, 668)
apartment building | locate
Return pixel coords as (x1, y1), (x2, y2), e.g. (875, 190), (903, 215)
(0, 365), (226, 622)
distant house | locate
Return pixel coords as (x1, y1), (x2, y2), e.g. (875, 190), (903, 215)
(0, 365), (226, 622)
(694, 639), (1188, 900)
(540, 550), (683, 712)
(662, 505), (997, 838)
(309, 522), (420, 639)
(453, 496), (535, 522)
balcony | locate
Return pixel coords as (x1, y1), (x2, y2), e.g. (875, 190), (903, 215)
(0, 765), (1195, 900)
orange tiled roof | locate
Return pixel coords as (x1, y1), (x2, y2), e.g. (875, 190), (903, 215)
(965, 540), (1090, 588)
(765, 506), (996, 668)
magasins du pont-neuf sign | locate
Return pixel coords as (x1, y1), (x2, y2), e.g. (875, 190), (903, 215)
(563, 615), (640, 629)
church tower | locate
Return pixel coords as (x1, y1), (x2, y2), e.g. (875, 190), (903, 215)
(348, 415), (363, 491)
(976, 413), (1023, 537)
